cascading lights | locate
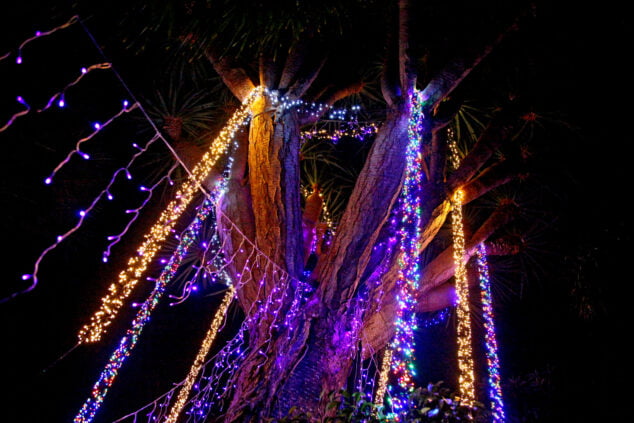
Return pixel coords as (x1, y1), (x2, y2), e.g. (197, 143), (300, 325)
(165, 285), (235, 423)
(476, 244), (506, 422)
(77, 86), (261, 344)
(447, 127), (476, 406)
(387, 89), (425, 414)
(74, 194), (219, 423)
(374, 348), (393, 408)
(450, 188), (476, 406)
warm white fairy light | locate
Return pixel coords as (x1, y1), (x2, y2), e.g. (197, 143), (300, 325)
(77, 86), (262, 344)
(448, 127), (476, 406)
(165, 285), (235, 423)
(300, 186), (336, 235)
(374, 347), (393, 408)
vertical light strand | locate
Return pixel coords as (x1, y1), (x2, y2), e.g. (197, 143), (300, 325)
(77, 86), (262, 344)
(447, 127), (476, 406)
(164, 285), (235, 423)
(476, 244), (506, 422)
(374, 348), (393, 408)
(74, 194), (219, 423)
(387, 89), (425, 415)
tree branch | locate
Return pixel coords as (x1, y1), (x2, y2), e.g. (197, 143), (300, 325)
(462, 158), (525, 204)
(298, 81), (364, 126)
(398, 0), (416, 95)
(207, 50), (256, 102)
(360, 201), (518, 353)
(418, 18), (521, 112)
(446, 106), (518, 192)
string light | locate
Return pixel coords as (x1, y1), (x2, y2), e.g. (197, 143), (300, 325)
(74, 194), (219, 423)
(37, 63), (112, 112)
(0, 96), (30, 133)
(387, 89), (425, 415)
(0, 62), (112, 133)
(447, 128), (476, 407)
(300, 185), (336, 246)
(45, 101), (139, 184)
(77, 87), (261, 344)
(12, 133), (164, 303)
(300, 121), (378, 144)
(374, 348), (393, 408)
(0, 15), (79, 64)
(476, 244), (506, 422)
(165, 286), (235, 423)
(110, 211), (313, 422)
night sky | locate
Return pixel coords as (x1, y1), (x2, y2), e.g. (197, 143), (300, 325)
(0, 2), (630, 422)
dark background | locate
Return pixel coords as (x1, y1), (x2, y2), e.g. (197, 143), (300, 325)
(0, 2), (630, 422)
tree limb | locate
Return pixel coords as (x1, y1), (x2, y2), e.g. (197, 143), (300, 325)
(298, 80), (364, 126)
(418, 18), (520, 112)
(462, 157), (525, 204)
(446, 106), (518, 192)
(207, 50), (256, 102)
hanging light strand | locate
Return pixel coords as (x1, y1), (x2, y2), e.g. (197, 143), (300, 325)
(0, 15), (79, 64)
(77, 86), (261, 344)
(476, 244), (506, 422)
(164, 285), (236, 423)
(387, 88), (425, 415)
(73, 191), (221, 423)
(447, 127), (476, 406)
(374, 348), (393, 408)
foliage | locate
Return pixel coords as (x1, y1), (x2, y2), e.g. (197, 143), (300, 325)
(273, 382), (489, 423)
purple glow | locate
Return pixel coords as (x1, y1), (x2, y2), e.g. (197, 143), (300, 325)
(16, 96), (25, 104)
(93, 122), (101, 130)
(35, 31), (41, 36)
(44, 177), (52, 185)
(79, 210), (86, 217)
(81, 153), (90, 160)
(21, 274), (32, 280)
(16, 56), (22, 64)
(58, 98), (65, 108)
(81, 67), (87, 74)
(123, 100), (129, 108)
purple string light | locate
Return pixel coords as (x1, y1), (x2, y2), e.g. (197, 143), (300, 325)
(102, 163), (178, 262)
(0, 96), (30, 133)
(37, 63), (112, 112)
(0, 15), (79, 64)
(44, 102), (139, 184)
(5, 133), (161, 304)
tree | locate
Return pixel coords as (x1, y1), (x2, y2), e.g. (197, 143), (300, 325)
(2, 0), (544, 421)
(140, 1), (534, 420)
